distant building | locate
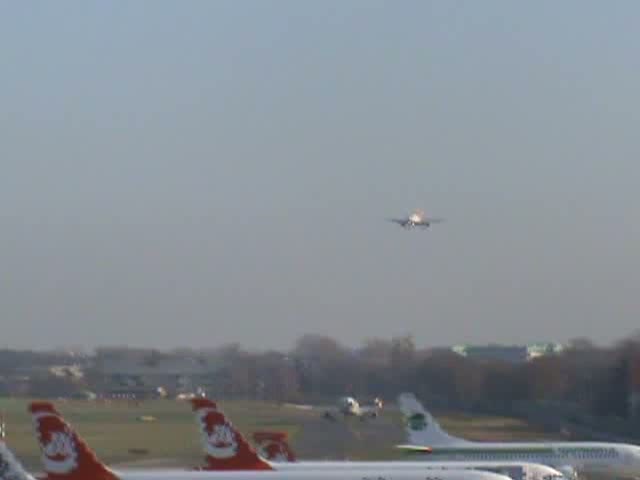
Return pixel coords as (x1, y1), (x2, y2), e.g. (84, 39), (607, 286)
(451, 342), (565, 363)
(49, 365), (85, 379)
(526, 342), (565, 359)
(92, 349), (225, 398)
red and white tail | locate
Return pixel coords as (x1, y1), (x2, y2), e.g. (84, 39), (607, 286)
(29, 402), (119, 480)
(252, 431), (296, 462)
(189, 398), (272, 471)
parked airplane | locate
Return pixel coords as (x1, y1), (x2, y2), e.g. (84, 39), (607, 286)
(388, 210), (444, 229)
(397, 393), (640, 479)
(189, 399), (566, 480)
(27, 401), (509, 480)
(323, 397), (383, 421)
(243, 407), (565, 480)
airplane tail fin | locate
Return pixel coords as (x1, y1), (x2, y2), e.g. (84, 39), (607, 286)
(28, 402), (119, 480)
(252, 432), (296, 462)
(0, 440), (37, 480)
(397, 393), (467, 446)
(189, 398), (272, 470)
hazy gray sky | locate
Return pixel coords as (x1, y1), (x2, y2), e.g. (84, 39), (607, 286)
(1, 1), (639, 351)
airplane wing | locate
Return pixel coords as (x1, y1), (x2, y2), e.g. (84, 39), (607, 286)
(281, 403), (314, 411)
(387, 218), (406, 225)
(424, 218), (445, 224)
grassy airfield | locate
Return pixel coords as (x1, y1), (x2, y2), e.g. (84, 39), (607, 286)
(0, 398), (563, 471)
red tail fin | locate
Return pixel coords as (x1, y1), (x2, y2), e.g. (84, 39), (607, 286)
(29, 402), (119, 480)
(252, 431), (296, 462)
(189, 398), (272, 470)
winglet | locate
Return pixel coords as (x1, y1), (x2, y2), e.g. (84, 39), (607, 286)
(189, 398), (272, 470)
(29, 402), (119, 480)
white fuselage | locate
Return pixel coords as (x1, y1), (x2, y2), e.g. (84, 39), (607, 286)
(108, 470), (514, 480)
(339, 397), (362, 416)
(397, 393), (640, 478)
(417, 442), (640, 478)
(272, 461), (564, 480)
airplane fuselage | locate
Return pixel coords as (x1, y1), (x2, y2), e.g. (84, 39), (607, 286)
(399, 220), (429, 229)
(108, 470), (514, 480)
(413, 442), (640, 478)
(272, 461), (565, 480)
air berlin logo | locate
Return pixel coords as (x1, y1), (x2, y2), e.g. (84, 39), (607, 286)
(206, 424), (238, 459)
(41, 430), (78, 474)
(197, 409), (240, 460)
(258, 441), (288, 462)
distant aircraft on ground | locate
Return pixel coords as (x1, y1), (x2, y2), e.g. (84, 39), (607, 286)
(396, 392), (640, 480)
(322, 396), (383, 421)
(388, 210), (444, 229)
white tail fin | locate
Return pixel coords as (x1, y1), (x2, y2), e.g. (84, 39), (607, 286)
(252, 432), (296, 462)
(29, 402), (119, 480)
(189, 398), (272, 470)
(397, 393), (468, 446)
(0, 441), (36, 480)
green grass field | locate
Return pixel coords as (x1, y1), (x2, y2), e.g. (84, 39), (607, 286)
(0, 398), (563, 471)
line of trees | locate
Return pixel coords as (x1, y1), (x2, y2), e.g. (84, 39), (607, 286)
(221, 334), (640, 421)
(2, 333), (640, 424)
(196, 333), (640, 423)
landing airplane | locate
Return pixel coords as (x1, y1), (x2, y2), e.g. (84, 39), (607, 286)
(189, 398), (566, 480)
(396, 393), (640, 480)
(388, 210), (444, 229)
(323, 397), (383, 421)
(26, 401), (510, 480)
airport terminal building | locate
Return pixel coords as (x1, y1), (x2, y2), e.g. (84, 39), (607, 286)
(451, 343), (565, 363)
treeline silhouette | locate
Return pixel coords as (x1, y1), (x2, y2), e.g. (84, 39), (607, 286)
(206, 333), (640, 439)
(2, 333), (640, 426)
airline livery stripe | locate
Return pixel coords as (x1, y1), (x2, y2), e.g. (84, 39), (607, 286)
(427, 447), (619, 458)
(428, 448), (556, 456)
